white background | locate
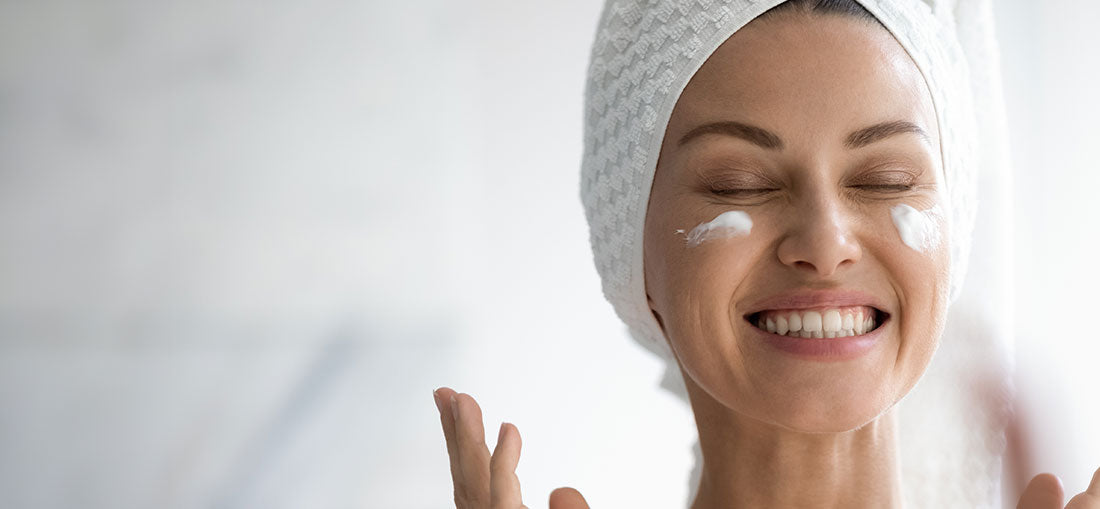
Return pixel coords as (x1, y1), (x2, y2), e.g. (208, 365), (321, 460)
(0, 1), (1097, 508)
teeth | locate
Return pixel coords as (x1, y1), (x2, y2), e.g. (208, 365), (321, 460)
(822, 310), (841, 332)
(751, 306), (881, 338)
(802, 311), (823, 332)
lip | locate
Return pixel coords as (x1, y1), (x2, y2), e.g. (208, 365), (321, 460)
(747, 315), (889, 361)
(743, 289), (888, 315)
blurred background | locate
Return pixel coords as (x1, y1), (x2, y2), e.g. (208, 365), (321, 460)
(0, 1), (1097, 508)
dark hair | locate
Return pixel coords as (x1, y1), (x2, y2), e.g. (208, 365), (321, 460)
(760, 0), (885, 28)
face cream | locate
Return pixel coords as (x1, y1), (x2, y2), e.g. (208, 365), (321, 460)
(681, 210), (753, 247)
(890, 204), (942, 253)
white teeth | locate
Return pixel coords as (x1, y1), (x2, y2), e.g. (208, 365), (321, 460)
(753, 307), (882, 338)
(823, 310), (841, 332)
(788, 313), (802, 332)
(802, 311), (823, 332)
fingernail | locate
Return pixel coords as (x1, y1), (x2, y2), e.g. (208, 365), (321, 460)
(432, 389), (441, 413)
(450, 395), (459, 419)
(498, 422), (507, 443)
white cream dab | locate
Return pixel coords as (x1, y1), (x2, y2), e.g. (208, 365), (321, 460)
(680, 210), (753, 247)
(890, 204), (942, 253)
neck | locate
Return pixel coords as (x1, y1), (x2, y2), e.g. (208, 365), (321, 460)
(686, 378), (904, 509)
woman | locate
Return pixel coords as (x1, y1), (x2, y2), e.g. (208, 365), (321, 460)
(433, 0), (1100, 507)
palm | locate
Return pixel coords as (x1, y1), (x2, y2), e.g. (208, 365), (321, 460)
(433, 387), (590, 509)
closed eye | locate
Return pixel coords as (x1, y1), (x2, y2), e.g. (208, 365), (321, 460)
(852, 184), (916, 192)
(709, 188), (778, 197)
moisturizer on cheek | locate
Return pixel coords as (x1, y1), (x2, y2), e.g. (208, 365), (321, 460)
(890, 204), (943, 253)
(679, 210), (753, 247)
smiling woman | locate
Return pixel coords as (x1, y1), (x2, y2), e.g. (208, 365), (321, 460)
(641, 8), (953, 504)
(432, 0), (1100, 508)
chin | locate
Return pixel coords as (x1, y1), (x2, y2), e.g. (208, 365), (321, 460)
(763, 392), (895, 434)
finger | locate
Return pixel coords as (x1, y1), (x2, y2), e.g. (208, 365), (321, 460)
(1065, 466), (1100, 509)
(434, 387), (468, 508)
(454, 392), (493, 508)
(490, 422), (524, 509)
(549, 487), (590, 509)
(1017, 473), (1064, 509)
(1066, 492), (1100, 509)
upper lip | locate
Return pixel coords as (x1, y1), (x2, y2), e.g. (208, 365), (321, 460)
(743, 289), (888, 316)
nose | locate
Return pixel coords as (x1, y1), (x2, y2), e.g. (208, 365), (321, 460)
(776, 195), (862, 277)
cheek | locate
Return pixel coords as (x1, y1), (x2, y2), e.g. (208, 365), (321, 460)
(884, 203), (951, 296)
(668, 210), (762, 297)
(656, 214), (770, 353)
(880, 204), (951, 362)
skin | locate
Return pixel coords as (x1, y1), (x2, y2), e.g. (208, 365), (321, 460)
(431, 11), (1100, 509)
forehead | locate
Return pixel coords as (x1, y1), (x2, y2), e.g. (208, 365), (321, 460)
(667, 13), (940, 154)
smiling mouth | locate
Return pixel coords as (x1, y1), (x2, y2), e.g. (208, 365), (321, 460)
(743, 306), (889, 338)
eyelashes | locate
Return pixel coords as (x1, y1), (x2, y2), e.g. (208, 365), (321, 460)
(707, 184), (917, 198)
(703, 171), (922, 198)
(850, 183), (917, 193)
(707, 187), (776, 197)
(699, 171), (779, 198)
(847, 169), (920, 191)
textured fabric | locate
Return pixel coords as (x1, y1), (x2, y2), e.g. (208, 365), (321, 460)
(579, 0), (1013, 507)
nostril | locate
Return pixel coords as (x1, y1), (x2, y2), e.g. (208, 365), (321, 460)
(794, 261), (815, 270)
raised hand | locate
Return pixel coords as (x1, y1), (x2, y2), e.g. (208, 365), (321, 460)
(1017, 468), (1100, 509)
(433, 387), (590, 509)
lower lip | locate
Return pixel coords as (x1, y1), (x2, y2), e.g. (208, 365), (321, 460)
(748, 318), (887, 361)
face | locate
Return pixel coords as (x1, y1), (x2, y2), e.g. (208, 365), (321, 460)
(643, 13), (951, 433)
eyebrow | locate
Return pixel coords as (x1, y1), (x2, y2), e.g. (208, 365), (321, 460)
(676, 119), (930, 150)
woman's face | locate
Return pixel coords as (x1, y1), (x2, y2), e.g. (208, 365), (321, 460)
(644, 13), (951, 433)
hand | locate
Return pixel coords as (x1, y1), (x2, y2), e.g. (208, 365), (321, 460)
(1018, 467), (1100, 509)
(433, 387), (590, 509)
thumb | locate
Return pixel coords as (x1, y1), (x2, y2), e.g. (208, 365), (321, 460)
(549, 487), (590, 509)
(1018, 473), (1065, 509)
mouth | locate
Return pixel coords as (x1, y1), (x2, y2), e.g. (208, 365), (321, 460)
(743, 306), (890, 339)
